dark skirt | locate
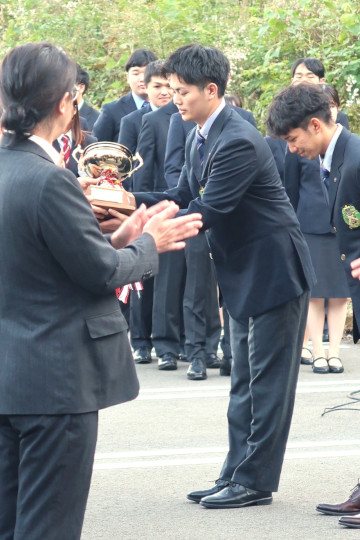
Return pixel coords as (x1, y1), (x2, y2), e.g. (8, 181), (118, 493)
(304, 233), (349, 298)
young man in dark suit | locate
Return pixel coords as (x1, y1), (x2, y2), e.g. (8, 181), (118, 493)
(267, 82), (360, 530)
(133, 44), (315, 507)
(118, 60), (174, 365)
(93, 49), (157, 142)
(75, 64), (99, 131)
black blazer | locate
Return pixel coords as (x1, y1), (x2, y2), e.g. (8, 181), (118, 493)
(79, 101), (100, 131)
(135, 105), (315, 319)
(132, 101), (179, 192)
(284, 111), (350, 234)
(264, 136), (287, 185)
(328, 128), (360, 341)
(165, 107), (257, 189)
(53, 131), (97, 177)
(117, 103), (151, 154)
(0, 135), (159, 414)
(93, 92), (137, 142)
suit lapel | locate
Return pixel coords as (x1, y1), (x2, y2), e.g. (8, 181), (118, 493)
(328, 128), (351, 220)
(202, 105), (232, 178)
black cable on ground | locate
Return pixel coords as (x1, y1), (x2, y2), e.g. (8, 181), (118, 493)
(322, 389), (360, 416)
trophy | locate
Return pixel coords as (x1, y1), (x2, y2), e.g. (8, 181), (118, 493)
(73, 142), (143, 215)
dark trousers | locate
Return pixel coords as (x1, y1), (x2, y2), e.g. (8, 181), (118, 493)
(0, 412), (98, 540)
(183, 233), (221, 361)
(152, 251), (186, 357)
(130, 277), (154, 351)
(219, 291), (309, 492)
(220, 306), (232, 360)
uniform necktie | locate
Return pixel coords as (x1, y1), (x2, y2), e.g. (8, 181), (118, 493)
(61, 135), (71, 167)
(196, 129), (206, 166)
(320, 165), (330, 190)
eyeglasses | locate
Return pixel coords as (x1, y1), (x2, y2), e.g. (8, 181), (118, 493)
(69, 87), (79, 102)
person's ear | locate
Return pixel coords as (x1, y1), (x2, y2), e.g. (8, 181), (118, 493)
(207, 82), (218, 99)
(309, 117), (322, 133)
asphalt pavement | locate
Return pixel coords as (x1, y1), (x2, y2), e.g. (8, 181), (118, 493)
(81, 339), (360, 540)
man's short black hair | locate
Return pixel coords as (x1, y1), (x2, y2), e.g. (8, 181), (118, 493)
(266, 83), (332, 137)
(125, 49), (157, 72)
(163, 44), (230, 97)
(291, 57), (325, 79)
(144, 60), (165, 86)
(76, 64), (90, 92)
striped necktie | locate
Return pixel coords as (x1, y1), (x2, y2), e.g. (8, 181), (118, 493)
(196, 129), (206, 166)
(61, 135), (71, 167)
(320, 165), (330, 190)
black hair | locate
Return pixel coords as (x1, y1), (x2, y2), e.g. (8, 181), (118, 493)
(125, 49), (157, 72)
(76, 64), (90, 93)
(318, 83), (340, 108)
(0, 42), (76, 142)
(266, 83), (332, 137)
(225, 93), (242, 107)
(163, 44), (230, 97)
(144, 60), (165, 86)
(291, 57), (325, 79)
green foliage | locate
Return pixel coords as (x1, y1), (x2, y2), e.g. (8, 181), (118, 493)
(1, 0), (360, 132)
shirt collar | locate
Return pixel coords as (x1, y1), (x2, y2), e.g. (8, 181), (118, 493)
(29, 134), (61, 164)
(150, 102), (158, 111)
(198, 99), (226, 139)
(321, 124), (343, 172)
(132, 91), (147, 110)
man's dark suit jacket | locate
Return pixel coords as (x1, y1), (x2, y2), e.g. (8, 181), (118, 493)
(117, 103), (151, 154)
(264, 137), (287, 185)
(328, 128), (360, 342)
(132, 101), (179, 192)
(54, 131), (97, 177)
(284, 111), (350, 234)
(165, 107), (257, 189)
(79, 100), (100, 131)
(135, 105), (315, 320)
(93, 92), (137, 142)
(0, 135), (158, 414)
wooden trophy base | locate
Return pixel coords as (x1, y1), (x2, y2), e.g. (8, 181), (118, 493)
(91, 185), (136, 216)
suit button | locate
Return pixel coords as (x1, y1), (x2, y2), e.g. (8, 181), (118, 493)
(333, 226), (337, 233)
(341, 254), (346, 261)
(333, 177), (338, 182)
(209, 253), (213, 260)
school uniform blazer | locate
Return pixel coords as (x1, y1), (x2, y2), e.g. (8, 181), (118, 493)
(79, 100), (100, 132)
(0, 136), (158, 415)
(165, 107), (257, 190)
(117, 103), (151, 154)
(93, 92), (137, 142)
(135, 105), (315, 320)
(132, 101), (179, 192)
(328, 128), (360, 341)
(284, 112), (350, 234)
(54, 131), (97, 177)
(264, 136), (287, 185)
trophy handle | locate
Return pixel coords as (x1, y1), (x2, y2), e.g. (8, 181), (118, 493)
(128, 152), (144, 177)
(72, 145), (83, 164)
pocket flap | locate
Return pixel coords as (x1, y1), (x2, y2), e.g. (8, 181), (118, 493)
(86, 310), (128, 339)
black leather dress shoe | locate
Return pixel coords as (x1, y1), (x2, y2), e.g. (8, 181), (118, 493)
(133, 347), (152, 364)
(339, 514), (360, 528)
(200, 482), (272, 509)
(316, 481), (360, 515)
(220, 356), (231, 376)
(187, 358), (207, 380)
(187, 480), (229, 503)
(206, 353), (221, 368)
(158, 353), (177, 371)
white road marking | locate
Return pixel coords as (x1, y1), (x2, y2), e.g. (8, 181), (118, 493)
(93, 440), (360, 470)
(135, 380), (360, 400)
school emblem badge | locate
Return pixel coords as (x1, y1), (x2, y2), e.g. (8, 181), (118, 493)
(342, 205), (360, 229)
